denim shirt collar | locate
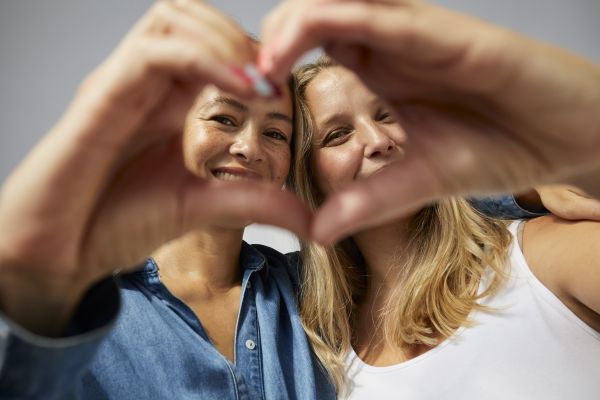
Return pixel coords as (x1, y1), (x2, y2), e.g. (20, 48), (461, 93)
(129, 241), (267, 285)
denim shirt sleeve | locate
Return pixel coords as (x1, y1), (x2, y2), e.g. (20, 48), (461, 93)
(469, 194), (549, 219)
(0, 277), (120, 399)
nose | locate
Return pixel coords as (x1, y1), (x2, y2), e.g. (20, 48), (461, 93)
(359, 122), (397, 159)
(229, 125), (264, 162)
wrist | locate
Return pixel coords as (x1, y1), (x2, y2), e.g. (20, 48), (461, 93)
(0, 265), (90, 337)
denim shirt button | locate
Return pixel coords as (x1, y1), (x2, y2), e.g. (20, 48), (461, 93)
(247, 281), (252, 289)
(245, 339), (256, 350)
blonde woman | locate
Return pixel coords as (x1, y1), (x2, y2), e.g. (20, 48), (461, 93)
(291, 57), (600, 399)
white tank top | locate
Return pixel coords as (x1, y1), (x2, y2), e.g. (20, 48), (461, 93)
(345, 221), (600, 400)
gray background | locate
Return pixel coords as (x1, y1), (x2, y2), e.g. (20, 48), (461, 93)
(1, 0), (599, 252)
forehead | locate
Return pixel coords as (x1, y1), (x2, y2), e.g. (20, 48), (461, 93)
(306, 67), (377, 122)
(196, 85), (293, 117)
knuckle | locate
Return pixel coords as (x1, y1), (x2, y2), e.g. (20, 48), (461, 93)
(150, 1), (172, 21)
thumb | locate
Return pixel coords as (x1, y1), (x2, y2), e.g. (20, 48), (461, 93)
(181, 182), (313, 237)
(311, 154), (443, 245)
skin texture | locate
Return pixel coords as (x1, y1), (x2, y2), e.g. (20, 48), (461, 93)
(184, 86), (292, 185)
(307, 67), (406, 196)
(260, 0), (600, 244)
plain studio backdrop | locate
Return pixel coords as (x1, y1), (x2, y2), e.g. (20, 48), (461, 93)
(1, 0), (599, 253)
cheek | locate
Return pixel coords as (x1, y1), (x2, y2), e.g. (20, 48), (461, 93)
(387, 124), (408, 146)
(313, 148), (358, 196)
(267, 146), (291, 185)
(182, 127), (200, 172)
(183, 126), (222, 174)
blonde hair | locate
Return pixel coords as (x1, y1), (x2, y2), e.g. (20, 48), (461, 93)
(291, 57), (512, 393)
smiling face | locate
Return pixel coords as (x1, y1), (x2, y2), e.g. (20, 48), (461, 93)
(183, 84), (293, 187)
(305, 66), (407, 197)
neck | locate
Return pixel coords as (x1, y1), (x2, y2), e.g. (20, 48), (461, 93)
(152, 227), (244, 290)
(353, 217), (412, 292)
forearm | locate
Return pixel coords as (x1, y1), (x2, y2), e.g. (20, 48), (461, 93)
(0, 277), (120, 399)
(0, 258), (92, 336)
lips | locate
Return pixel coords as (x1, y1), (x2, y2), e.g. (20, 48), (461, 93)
(358, 162), (398, 180)
(211, 166), (263, 181)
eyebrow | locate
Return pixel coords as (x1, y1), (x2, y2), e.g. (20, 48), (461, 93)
(266, 112), (293, 125)
(201, 96), (293, 125)
(203, 96), (248, 112)
(317, 96), (383, 129)
(317, 113), (347, 132)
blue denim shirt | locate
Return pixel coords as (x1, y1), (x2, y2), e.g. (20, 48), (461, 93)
(468, 194), (548, 219)
(0, 243), (335, 400)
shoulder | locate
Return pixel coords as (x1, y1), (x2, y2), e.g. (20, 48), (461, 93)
(523, 215), (600, 268)
(523, 215), (600, 318)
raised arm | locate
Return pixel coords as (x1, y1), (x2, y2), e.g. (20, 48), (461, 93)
(259, 0), (600, 244)
(0, 0), (309, 337)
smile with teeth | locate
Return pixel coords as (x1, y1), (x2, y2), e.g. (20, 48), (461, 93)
(211, 168), (262, 181)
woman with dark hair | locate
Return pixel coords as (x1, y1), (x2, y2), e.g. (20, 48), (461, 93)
(0, 2), (333, 399)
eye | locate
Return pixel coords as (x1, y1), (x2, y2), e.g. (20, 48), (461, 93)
(264, 129), (288, 142)
(375, 108), (394, 123)
(323, 127), (352, 147)
(210, 115), (237, 127)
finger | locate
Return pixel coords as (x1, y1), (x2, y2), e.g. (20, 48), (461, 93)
(311, 156), (443, 245)
(165, 0), (256, 63)
(543, 192), (600, 221)
(260, 0), (291, 43)
(36, 37), (254, 219)
(562, 197), (600, 221)
(564, 186), (595, 199)
(182, 183), (313, 238)
(171, 0), (247, 39)
(80, 138), (313, 271)
(260, 2), (418, 82)
(125, 36), (254, 101)
(125, 2), (256, 83)
(259, 0), (295, 70)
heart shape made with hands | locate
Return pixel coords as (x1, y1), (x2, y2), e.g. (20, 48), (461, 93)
(5, 0), (600, 319)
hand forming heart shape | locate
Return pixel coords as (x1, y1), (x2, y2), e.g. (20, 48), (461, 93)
(258, 0), (600, 244)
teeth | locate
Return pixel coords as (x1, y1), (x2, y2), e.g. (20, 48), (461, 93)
(213, 171), (251, 181)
